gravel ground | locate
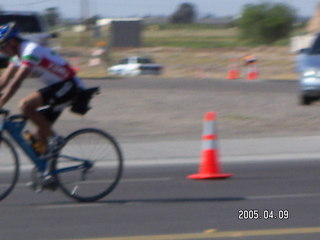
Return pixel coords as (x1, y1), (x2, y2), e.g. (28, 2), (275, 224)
(54, 77), (320, 142)
(5, 77), (320, 144)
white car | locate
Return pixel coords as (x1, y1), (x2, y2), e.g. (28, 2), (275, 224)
(108, 56), (163, 76)
(296, 33), (320, 105)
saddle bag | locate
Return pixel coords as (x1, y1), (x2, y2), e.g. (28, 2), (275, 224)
(70, 87), (100, 115)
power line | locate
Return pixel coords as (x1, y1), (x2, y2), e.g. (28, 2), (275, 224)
(5, 0), (53, 6)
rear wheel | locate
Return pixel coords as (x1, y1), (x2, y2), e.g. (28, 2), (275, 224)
(0, 137), (19, 201)
(299, 95), (314, 105)
(54, 128), (123, 202)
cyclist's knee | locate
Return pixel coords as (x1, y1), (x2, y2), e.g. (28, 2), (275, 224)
(19, 96), (41, 114)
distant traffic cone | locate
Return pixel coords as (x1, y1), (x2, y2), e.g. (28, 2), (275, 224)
(226, 59), (240, 80)
(245, 63), (259, 80)
(72, 66), (80, 72)
(227, 68), (240, 80)
(70, 57), (80, 72)
(188, 112), (233, 180)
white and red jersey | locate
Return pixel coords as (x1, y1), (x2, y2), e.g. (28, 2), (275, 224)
(10, 41), (83, 87)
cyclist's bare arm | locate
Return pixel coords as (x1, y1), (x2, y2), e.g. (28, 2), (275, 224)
(0, 63), (19, 91)
(0, 65), (31, 107)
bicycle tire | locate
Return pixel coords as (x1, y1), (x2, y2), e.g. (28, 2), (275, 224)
(53, 128), (123, 202)
(0, 137), (19, 201)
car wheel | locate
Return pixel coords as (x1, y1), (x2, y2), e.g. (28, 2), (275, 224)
(299, 95), (313, 105)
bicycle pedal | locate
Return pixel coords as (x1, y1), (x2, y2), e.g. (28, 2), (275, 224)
(42, 176), (58, 191)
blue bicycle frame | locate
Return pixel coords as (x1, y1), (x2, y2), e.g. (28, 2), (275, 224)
(0, 110), (91, 176)
(1, 113), (48, 172)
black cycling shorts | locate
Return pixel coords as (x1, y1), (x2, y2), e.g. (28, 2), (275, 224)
(38, 79), (78, 122)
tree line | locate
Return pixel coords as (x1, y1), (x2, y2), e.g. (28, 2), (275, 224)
(0, 2), (299, 45)
(169, 2), (297, 45)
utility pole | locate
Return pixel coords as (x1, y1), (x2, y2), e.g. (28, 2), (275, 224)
(80, 0), (90, 45)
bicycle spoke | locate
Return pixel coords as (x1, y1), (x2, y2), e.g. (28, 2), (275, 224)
(54, 128), (123, 202)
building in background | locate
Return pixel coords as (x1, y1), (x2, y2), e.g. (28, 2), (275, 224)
(97, 18), (142, 48)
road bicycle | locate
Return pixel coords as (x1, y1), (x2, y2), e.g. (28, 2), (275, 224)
(0, 93), (123, 202)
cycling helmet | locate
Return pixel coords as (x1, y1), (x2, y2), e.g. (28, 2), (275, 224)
(0, 22), (19, 46)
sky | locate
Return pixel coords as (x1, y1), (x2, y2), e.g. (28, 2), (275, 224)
(0, 0), (319, 19)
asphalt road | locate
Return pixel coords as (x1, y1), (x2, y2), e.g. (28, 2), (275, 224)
(1, 159), (320, 240)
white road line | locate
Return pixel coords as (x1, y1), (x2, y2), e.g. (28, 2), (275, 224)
(247, 193), (320, 200)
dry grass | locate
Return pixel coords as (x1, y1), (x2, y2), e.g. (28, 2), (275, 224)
(64, 46), (298, 80)
(58, 26), (299, 80)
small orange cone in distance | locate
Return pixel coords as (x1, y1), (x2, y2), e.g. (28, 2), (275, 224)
(244, 56), (259, 80)
(246, 67), (259, 80)
(227, 69), (240, 80)
(226, 59), (240, 80)
(188, 112), (233, 180)
(72, 66), (80, 72)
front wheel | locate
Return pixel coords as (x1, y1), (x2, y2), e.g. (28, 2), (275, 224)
(54, 128), (123, 202)
(0, 137), (19, 201)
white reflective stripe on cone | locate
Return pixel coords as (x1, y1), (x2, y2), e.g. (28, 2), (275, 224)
(202, 121), (216, 135)
(202, 138), (217, 150)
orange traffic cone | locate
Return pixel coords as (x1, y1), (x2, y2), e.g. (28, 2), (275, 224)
(227, 69), (240, 80)
(226, 59), (240, 80)
(245, 63), (259, 80)
(188, 112), (233, 180)
(70, 57), (80, 72)
(72, 66), (80, 72)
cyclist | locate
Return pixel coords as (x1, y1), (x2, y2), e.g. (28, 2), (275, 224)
(0, 22), (85, 156)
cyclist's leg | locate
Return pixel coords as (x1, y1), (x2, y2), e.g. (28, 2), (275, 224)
(19, 91), (54, 145)
(20, 80), (77, 145)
